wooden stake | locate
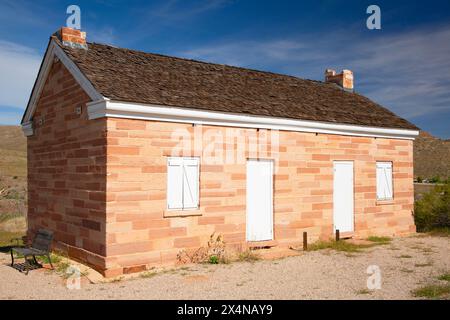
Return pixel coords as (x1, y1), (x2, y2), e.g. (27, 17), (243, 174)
(335, 229), (340, 241)
(303, 232), (308, 251)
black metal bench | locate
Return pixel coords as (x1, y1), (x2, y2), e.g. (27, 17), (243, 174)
(10, 229), (54, 274)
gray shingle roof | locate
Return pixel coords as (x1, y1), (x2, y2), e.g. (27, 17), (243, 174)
(57, 38), (418, 130)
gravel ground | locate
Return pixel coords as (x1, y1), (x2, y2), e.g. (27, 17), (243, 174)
(0, 235), (448, 300)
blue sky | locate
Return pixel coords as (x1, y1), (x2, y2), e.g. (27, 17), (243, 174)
(1, 0), (450, 138)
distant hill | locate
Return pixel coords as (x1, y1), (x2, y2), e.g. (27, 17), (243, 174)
(0, 126), (27, 233)
(413, 131), (450, 180)
(0, 126), (26, 178)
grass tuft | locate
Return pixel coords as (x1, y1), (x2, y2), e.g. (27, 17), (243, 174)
(438, 273), (450, 282)
(308, 240), (372, 253)
(140, 271), (157, 279)
(427, 228), (450, 237)
(401, 268), (414, 273)
(414, 262), (433, 267)
(366, 236), (392, 244)
(356, 289), (372, 295)
(110, 276), (124, 283)
(38, 252), (63, 265)
(56, 261), (71, 275)
(412, 284), (450, 299)
(238, 250), (261, 262)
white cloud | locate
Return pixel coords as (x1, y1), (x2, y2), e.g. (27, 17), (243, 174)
(0, 40), (41, 110)
(179, 25), (450, 121)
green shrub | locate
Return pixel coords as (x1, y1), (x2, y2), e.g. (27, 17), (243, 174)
(429, 176), (441, 184)
(208, 255), (219, 264)
(438, 273), (450, 282)
(414, 182), (450, 232)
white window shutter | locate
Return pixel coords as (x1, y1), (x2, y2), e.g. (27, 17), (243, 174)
(167, 159), (183, 209)
(384, 164), (393, 199)
(182, 159), (199, 209)
(376, 162), (393, 200)
(376, 165), (384, 199)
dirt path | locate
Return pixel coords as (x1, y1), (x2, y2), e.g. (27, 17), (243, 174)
(0, 235), (448, 300)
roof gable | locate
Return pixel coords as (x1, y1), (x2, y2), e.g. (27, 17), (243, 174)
(21, 38), (103, 125)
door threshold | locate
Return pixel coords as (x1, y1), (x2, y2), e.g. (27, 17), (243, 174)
(338, 231), (354, 239)
(247, 240), (278, 249)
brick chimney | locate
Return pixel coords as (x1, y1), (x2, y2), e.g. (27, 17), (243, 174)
(56, 27), (87, 49)
(325, 69), (354, 92)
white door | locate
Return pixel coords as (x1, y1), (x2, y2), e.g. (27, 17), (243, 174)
(246, 159), (273, 241)
(333, 161), (354, 233)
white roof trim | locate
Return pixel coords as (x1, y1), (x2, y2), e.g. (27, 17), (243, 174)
(21, 39), (103, 127)
(21, 121), (34, 136)
(87, 100), (420, 140)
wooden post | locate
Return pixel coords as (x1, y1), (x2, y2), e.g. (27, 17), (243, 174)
(335, 229), (340, 241)
(303, 232), (307, 251)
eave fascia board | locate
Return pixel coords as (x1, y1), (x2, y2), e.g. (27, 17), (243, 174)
(21, 39), (104, 127)
(21, 121), (34, 137)
(87, 100), (420, 140)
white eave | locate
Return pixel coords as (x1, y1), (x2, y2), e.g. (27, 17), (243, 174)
(87, 99), (420, 140)
(21, 39), (419, 140)
(21, 121), (34, 136)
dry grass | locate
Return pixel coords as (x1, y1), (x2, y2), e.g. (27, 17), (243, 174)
(438, 273), (450, 282)
(237, 250), (261, 262)
(0, 126), (27, 178)
(0, 126), (27, 247)
(356, 289), (372, 295)
(308, 240), (373, 253)
(411, 272), (450, 299)
(0, 230), (25, 248)
(140, 271), (157, 279)
(426, 228), (450, 237)
(366, 236), (392, 244)
(414, 262), (433, 267)
(412, 284), (450, 299)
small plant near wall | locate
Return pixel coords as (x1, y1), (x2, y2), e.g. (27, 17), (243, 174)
(177, 247), (208, 264)
(177, 233), (229, 264)
(206, 233), (227, 263)
(208, 255), (219, 264)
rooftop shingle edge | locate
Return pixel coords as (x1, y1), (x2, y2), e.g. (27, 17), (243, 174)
(57, 38), (418, 131)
